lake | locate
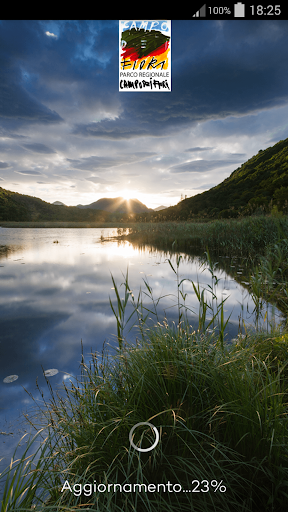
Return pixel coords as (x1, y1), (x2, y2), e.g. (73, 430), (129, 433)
(0, 227), (283, 477)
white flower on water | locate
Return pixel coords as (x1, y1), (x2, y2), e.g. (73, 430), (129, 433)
(3, 375), (19, 383)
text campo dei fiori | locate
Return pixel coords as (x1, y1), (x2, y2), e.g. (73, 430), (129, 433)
(119, 20), (171, 92)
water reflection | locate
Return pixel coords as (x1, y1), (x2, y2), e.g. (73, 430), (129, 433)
(0, 227), (283, 475)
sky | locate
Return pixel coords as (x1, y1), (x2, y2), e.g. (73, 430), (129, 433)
(1, 19), (288, 209)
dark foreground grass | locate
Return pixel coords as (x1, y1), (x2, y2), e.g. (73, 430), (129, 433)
(1, 330), (287, 511)
(1, 257), (288, 512)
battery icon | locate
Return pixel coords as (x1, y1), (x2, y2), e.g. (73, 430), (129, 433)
(234, 2), (245, 17)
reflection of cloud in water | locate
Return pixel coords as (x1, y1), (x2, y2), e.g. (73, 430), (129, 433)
(34, 286), (63, 296)
(0, 273), (16, 280)
(0, 309), (71, 410)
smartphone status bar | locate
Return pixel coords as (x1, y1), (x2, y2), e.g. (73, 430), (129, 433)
(192, 3), (283, 19)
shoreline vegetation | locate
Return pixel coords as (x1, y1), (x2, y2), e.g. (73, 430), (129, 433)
(105, 215), (288, 255)
(1, 216), (288, 511)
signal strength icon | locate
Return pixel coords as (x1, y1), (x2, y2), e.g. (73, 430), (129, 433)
(192, 4), (206, 17)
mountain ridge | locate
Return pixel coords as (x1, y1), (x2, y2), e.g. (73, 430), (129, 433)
(154, 205), (168, 211)
(76, 197), (152, 213)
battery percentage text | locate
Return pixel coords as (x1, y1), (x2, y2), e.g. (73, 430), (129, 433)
(208, 6), (231, 14)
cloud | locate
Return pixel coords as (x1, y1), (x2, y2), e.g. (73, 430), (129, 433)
(22, 143), (56, 153)
(85, 176), (118, 184)
(193, 183), (217, 189)
(170, 159), (244, 174)
(53, 174), (85, 181)
(0, 162), (11, 168)
(0, 82), (63, 124)
(45, 31), (57, 38)
(226, 153), (246, 159)
(67, 156), (126, 171)
(67, 153), (156, 171)
(0, 129), (26, 139)
(15, 170), (43, 175)
(185, 147), (214, 152)
(72, 120), (151, 140)
(121, 173), (140, 177)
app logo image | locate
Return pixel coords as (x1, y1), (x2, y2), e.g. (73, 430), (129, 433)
(119, 21), (171, 92)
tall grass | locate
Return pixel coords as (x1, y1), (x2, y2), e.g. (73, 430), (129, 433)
(254, 237), (288, 319)
(0, 430), (51, 511)
(1, 254), (288, 511)
(116, 216), (288, 258)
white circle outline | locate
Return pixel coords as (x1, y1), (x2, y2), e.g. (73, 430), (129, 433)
(129, 422), (160, 452)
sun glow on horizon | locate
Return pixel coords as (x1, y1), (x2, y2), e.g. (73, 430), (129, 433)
(116, 189), (173, 209)
(120, 189), (137, 201)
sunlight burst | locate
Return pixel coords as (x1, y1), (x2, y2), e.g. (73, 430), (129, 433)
(120, 189), (136, 201)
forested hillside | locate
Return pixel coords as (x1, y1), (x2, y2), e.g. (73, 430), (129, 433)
(0, 188), (110, 222)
